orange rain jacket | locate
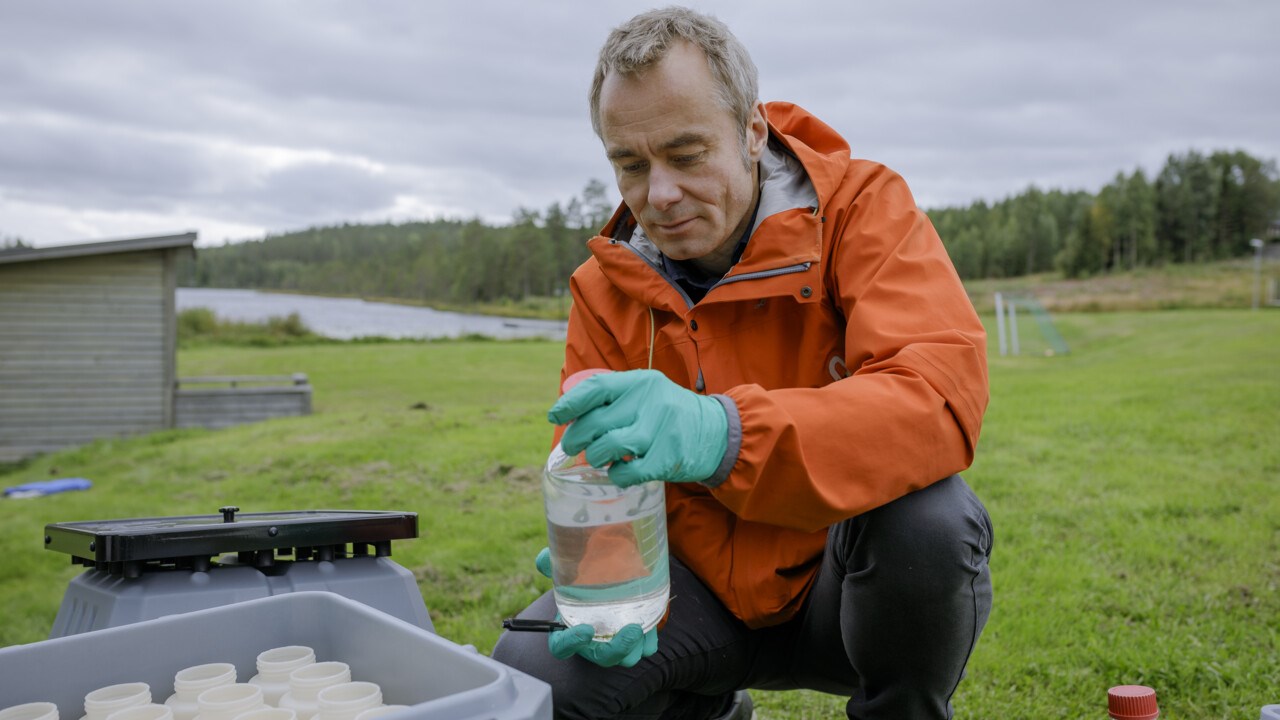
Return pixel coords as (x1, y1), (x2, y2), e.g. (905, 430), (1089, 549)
(558, 102), (989, 629)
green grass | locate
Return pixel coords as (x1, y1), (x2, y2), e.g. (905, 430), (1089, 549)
(956, 309), (1280, 718)
(2, 310), (1278, 718)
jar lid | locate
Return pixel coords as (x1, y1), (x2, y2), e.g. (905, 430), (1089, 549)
(1107, 685), (1159, 719)
(562, 368), (611, 393)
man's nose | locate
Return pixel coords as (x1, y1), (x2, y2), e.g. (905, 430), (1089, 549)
(647, 165), (682, 211)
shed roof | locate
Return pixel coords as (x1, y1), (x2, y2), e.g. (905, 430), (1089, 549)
(0, 232), (197, 266)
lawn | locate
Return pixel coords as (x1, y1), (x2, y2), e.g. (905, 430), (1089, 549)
(1, 309), (1276, 718)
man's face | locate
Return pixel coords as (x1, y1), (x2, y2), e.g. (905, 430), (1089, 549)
(598, 42), (768, 274)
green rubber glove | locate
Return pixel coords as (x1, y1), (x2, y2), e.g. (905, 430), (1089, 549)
(533, 548), (659, 668)
(535, 546), (554, 578)
(548, 621), (658, 668)
(548, 369), (728, 488)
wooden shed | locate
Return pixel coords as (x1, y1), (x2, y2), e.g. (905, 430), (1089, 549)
(0, 233), (197, 463)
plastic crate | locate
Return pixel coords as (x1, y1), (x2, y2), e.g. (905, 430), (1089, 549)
(0, 592), (551, 720)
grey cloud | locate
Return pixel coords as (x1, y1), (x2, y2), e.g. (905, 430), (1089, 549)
(214, 162), (406, 228)
(0, 115), (408, 227)
(0, 119), (212, 213)
(2, 0), (1279, 245)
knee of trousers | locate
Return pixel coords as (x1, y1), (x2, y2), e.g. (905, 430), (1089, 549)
(491, 632), (628, 720)
(832, 474), (993, 597)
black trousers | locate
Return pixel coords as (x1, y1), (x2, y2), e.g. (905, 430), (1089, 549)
(492, 474), (994, 720)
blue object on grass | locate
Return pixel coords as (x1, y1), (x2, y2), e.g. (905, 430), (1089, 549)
(3, 478), (93, 498)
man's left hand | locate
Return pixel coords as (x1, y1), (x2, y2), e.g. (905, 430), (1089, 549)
(548, 369), (728, 487)
(533, 547), (660, 668)
(548, 622), (659, 668)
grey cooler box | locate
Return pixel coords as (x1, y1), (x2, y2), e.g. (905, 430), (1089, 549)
(0, 591), (551, 720)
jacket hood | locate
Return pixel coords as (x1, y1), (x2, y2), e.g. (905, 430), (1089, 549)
(761, 101), (854, 206)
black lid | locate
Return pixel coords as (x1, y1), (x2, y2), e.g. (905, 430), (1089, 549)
(45, 509), (418, 565)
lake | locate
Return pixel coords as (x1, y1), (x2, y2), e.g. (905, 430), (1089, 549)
(177, 288), (568, 341)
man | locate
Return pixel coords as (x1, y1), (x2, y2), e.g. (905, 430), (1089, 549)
(493, 7), (993, 719)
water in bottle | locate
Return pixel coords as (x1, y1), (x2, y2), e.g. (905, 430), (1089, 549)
(543, 442), (669, 639)
(543, 369), (670, 640)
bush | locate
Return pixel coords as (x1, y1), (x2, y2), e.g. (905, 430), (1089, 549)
(177, 308), (325, 347)
(177, 307), (218, 336)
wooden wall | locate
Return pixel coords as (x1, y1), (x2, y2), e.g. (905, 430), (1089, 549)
(174, 375), (312, 430)
(0, 250), (176, 463)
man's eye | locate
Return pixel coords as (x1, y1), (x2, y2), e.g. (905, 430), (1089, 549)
(621, 162), (647, 174)
(673, 153), (704, 165)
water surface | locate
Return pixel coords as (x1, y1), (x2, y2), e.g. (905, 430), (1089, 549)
(177, 288), (567, 341)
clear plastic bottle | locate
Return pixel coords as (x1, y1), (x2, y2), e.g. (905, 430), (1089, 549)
(542, 369), (670, 640)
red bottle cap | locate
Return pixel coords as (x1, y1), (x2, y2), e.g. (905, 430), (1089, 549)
(562, 368), (611, 393)
(1108, 685), (1159, 719)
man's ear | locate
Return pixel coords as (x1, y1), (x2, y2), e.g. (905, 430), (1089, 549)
(747, 101), (769, 161)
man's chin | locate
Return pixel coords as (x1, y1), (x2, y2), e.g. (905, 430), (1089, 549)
(654, 241), (711, 262)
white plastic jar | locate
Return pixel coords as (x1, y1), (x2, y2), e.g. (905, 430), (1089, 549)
(277, 663), (350, 720)
(248, 647), (315, 707)
(82, 683), (151, 720)
(105, 705), (173, 720)
(0, 702), (59, 720)
(165, 664), (237, 720)
(315, 683), (381, 720)
(193, 685), (264, 720)
(228, 710), (295, 720)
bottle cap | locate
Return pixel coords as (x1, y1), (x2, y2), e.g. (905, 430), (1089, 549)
(1107, 685), (1159, 719)
(553, 369), (617, 466)
(562, 368), (611, 393)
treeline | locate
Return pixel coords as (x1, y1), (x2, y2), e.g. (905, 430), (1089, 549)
(934, 149), (1278, 279)
(180, 149), (1279, 301)
(179, 180), (615, 303)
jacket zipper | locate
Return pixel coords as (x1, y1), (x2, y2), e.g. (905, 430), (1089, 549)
(617, 240), (812, 303)
(714, 262), (811, 288)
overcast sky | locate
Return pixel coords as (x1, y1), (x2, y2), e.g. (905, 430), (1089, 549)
(3, 1), (1278, 248)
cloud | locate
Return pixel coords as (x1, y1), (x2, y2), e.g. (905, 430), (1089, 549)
(1, 0), (1278, 246)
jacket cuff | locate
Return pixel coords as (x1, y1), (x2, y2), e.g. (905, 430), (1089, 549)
(704, 394), (741, 488)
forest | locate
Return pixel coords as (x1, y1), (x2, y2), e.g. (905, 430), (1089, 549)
(178, 149), (1279, 304)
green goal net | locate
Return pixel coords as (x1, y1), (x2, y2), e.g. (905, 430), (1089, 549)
(993, 292), (1070, 357)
